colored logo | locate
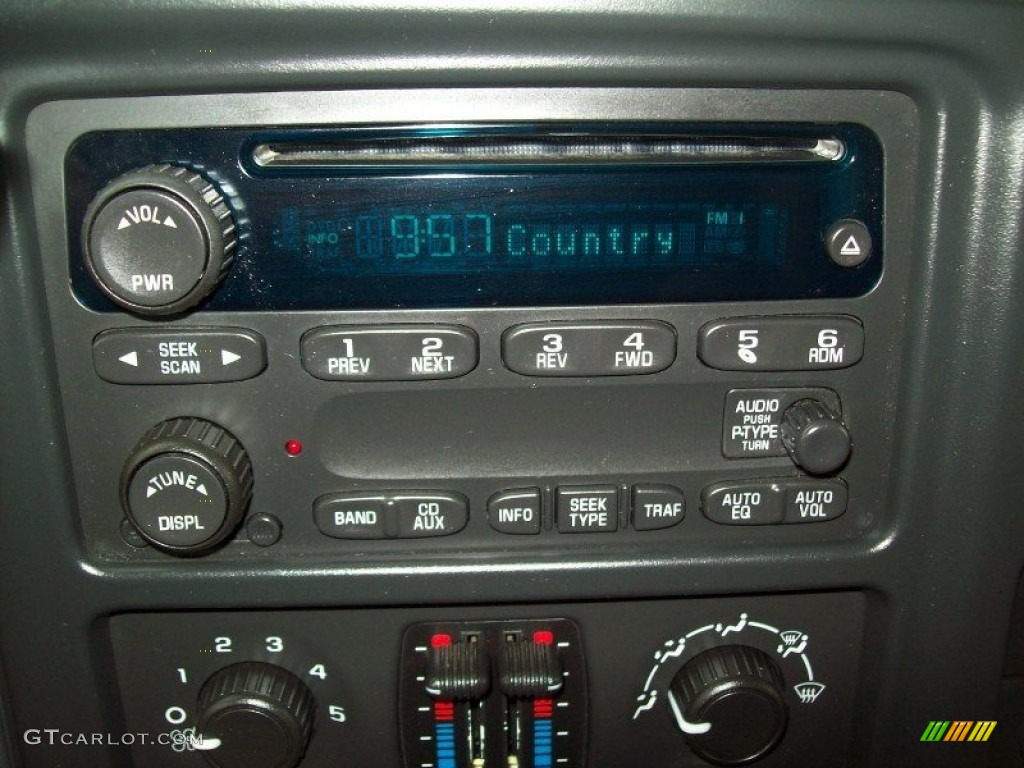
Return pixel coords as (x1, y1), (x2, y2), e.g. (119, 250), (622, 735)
(920, 721), (997, 742)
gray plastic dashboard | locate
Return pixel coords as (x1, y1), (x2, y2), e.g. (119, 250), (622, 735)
(1, 2), (1023, 767)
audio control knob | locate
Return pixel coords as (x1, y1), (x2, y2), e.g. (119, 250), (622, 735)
(780, 399), (851, 475)
(82, 164), (236, 315)
(196, 662), (316, 768)
(120, 417), (253, 556)
(669, 645), (788, 766)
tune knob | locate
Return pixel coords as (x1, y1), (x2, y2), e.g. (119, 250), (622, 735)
(668, 645), (788, 766)
(82, 164), (236, 315)
(779, 399), (852, 475)
(196, 662), (316, 768)
(120, 417), (253, 555)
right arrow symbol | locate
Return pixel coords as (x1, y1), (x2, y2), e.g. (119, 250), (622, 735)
(221, 350), (241, 366)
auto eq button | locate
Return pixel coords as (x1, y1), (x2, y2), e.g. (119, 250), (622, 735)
(701, 481), (785, 525)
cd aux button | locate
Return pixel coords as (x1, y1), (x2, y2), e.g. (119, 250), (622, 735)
(301, 325), (478, 381)
(394, 492), (469, 538)
(698, 315), (864, 371)
(502, 321), (676, 377)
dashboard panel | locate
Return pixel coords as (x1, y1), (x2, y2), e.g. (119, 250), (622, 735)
(0, 2), (1023, 767)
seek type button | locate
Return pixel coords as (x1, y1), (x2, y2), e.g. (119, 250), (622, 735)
(557, 486), (618, 533)
(631, 484), (686, 531)
(702, 481), (785, 525)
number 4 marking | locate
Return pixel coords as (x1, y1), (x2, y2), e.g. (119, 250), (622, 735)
(309, 664), (327, 680)
(623, 332), (645, 351)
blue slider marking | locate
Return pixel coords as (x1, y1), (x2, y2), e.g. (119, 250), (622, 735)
(436, 722), (456, 768)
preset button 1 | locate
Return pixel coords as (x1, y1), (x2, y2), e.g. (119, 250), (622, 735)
(301, 325), (478, 381)
(502, 321), (676, 377)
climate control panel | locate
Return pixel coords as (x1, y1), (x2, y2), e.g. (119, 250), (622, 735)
(109, 593), (863, 767)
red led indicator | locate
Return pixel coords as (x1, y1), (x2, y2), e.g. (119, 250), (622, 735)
(534, 698), (554, 718)
(434, 700), (455, 721)
(533, 630), (555, 645)
(430, 633), (453, 648)
(284, 439), (303, 457)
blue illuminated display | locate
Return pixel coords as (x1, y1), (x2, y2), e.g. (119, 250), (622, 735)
(285, 204), (780, 273)
(67, 123), (883, 311)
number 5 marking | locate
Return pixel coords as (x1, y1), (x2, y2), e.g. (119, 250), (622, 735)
(737, 330), (759, 364)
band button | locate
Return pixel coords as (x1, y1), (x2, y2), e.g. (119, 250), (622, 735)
(557, 486), (618, 532)
(502, 321), (676, 377)
(701, 481), (785, 525)
(313, 494), (390, 539)
(301, 325), (478, 381)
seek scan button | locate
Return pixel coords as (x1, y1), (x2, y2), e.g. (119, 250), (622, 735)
(631, 484), (685, 531)
(557, 486), (618, 533)
(488, 488), (542, 535)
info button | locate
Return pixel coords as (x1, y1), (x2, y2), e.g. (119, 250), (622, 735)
(557, 486), (618, 533)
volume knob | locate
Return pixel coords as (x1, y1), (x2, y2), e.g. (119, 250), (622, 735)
(196, 662), (316, 768)
(82, 164), (236, 315)
(120, 417), (253, 555)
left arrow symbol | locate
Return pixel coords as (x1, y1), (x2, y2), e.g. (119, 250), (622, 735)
(119, 351), (139, 367)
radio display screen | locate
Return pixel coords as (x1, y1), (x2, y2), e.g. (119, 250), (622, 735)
(66, 124), (882, 310)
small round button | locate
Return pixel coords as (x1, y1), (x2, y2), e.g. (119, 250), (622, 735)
(83, 165), (236, 316)
(825, 219), (872, 268)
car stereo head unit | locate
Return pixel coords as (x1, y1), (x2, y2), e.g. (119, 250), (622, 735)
(67, 122), (882, 315)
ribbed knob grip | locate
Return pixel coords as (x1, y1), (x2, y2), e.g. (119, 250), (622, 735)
(500, 641), (563, 698)
(120, 417), (253, 555)
(82, 163), (236, 315)
(426, 643), (490, 700)
(197, 662), (316, 768)
(669, 645), (787, 766)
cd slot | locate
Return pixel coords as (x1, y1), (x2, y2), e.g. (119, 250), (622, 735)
(251, 132), (845, 170)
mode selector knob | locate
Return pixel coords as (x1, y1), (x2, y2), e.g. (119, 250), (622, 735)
(196, 662), (316, 768)
(780, 399), (851, 476)
(120, 417), (253, 556)
(82, 164), (236, 315)
(669, 645), (788, 766)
